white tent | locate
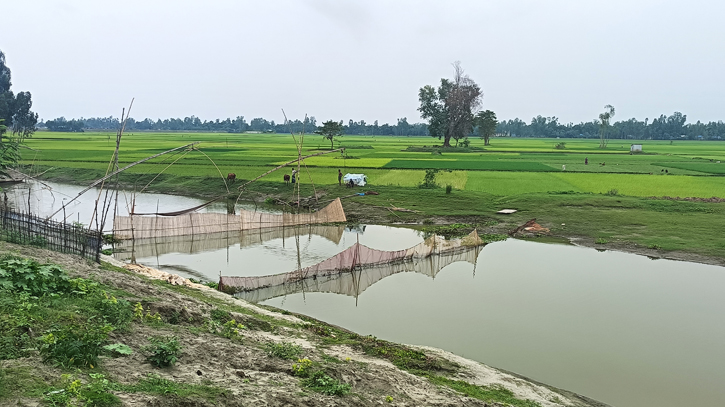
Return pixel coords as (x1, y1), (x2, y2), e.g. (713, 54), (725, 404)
(343, 173), (367, 186)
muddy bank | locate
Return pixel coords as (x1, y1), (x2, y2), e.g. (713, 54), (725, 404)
(0, 242), (609, 407)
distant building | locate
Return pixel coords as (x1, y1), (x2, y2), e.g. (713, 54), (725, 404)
(631, 144), (643, 152)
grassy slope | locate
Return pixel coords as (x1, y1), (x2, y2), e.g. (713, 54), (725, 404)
(0, 244), (603, 407)
(20, 132), (725, 261)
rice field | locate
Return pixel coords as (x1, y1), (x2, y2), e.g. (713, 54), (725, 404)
(21, 132), (725, 198)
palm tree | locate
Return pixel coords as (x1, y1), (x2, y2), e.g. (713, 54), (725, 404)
(599, 105), (615, 148)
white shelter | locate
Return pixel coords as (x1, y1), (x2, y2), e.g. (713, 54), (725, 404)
(343, 173), (367, 186)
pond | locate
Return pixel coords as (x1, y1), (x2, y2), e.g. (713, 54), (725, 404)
(5, 180), (725, 407)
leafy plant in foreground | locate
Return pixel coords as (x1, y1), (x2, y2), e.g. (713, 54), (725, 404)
(103, 343), (133, 356)
(44, 373), (121, 407)
(95, 292), (133, 329)
(143, 336), (182, 368)
(265, 341), (303, 360)
(39, 324), (113, 368)
(301, 371), (350, 396)
(291, 358), (313, 377)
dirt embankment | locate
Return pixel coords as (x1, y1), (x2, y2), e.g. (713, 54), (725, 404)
(1, 243), (609, 407)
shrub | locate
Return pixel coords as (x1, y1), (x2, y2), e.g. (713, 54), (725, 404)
(445, 184), (452, 194)
(301, 371), (350, 396)
(265, 341), (303, 360)
(606, 189), (619, 196)
(39, 324), (113, 368)
(210, 308), (231, 324)
(133, 302), (162, 323)
(419, 169), (439, 189)
(221, 319), (246, 340)
(0, 256), (70, 296)
(291, 358), (313, 377)
(95, 292), (133, 329)
(44, 373), (121, 407)
(595, 238), (609, 244)
(143, 336), (182, 368)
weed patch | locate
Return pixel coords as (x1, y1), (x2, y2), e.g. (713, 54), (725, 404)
(119, 373), (228, 401)
(428, 375), (542, 407)
(266, 341), (304, 360)
(142, 336), (182, 368)
(39, 323), (113, 369)
(301, 371), (351, 396)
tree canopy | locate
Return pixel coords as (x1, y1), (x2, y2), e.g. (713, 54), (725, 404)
(0, 50), (37, 178)
(475, 110), (497, 146)
(418, 62), (482, 147)
(0, 50), (38, 139)
(315, 120), (344, 149)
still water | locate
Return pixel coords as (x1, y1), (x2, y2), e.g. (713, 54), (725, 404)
(7, 181), (725, 407)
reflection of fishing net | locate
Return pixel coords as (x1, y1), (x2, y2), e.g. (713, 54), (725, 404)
(218, 230), (484, 297)
(113, 198), (346, 239)
(112, 225), (346, 260)
(235, 245), (482, 303)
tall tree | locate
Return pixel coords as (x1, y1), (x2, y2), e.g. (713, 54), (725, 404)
(418, 62), (482, 147)
(315, 120), (343, 149)
(0, 50), (37, 139)
(0, 50), (36, 178)
(475, 110), (497, 145)
(598, 105), (615, 148)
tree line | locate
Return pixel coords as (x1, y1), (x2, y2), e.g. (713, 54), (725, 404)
(497, 112), (725, 140)
(42, 111), (725, 141)
(41, 115), (429, 136)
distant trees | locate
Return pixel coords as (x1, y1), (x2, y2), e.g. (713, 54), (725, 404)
(475, 110), (497, 146)
(315, 120), (344, 149)
(494, 111), (724, 141)
(418, 62), (482, 147)
(45, 117), (85, 132)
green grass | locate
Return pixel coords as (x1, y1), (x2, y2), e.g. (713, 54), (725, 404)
(428, 375), (542, 407)
(0, 366), (50, 401)
(120, 373), (228, 401)
(384, 159), (553, 171)
(655, 161), (725, 174)
(19, 132), (725, 261)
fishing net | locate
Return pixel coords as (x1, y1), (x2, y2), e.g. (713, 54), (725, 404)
(113, 198), (346, 239)
(218, 229), (484, 300)
(112, 225), (345, 260)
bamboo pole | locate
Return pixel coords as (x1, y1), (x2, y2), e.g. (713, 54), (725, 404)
(46, 142), (200, 220)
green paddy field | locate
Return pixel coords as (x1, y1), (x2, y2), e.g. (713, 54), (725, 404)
(19, 132), (725, 261)
(22, 132), (725, 197)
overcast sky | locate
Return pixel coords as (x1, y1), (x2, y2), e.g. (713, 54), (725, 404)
(2, 0), (723, 124)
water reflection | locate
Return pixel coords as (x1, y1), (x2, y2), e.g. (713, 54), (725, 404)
(113, 225), (346, 261)
(234, 244), (483, 303)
